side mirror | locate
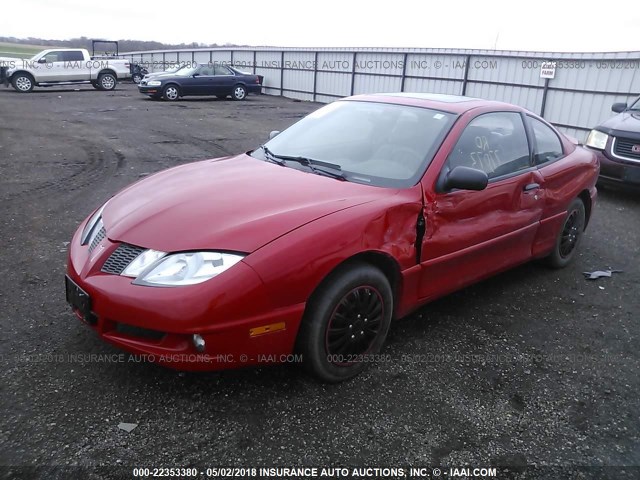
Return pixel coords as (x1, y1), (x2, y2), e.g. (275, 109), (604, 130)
(269, 130), (280, 140)
(37, 58), (47, 64)
(612, 103), (627, 113)
(442, 166), (488, 192)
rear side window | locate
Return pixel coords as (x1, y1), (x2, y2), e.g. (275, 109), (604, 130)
(529, 117), (564, 165)
(62, 51), (84, 62)
(447, 112), (531, 179)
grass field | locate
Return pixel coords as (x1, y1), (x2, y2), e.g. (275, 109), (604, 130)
(0, 41), (55, 58)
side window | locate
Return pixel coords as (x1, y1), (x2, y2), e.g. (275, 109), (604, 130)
(62, 51), (84, 62)
(43, 51), (64, 63)
(447, 112), (531, 179)
(214, 65), (233, 76)
(529, 117), (564, 165)
(198, 66), (214, 76)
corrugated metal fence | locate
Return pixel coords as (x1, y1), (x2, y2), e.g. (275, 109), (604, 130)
(124, 47), (640, 142)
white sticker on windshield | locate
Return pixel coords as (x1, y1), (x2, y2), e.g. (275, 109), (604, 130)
(433, 113), (445, 120)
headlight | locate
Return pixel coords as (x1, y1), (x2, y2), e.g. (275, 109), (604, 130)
(128, 251), (245, 287)
(585, 130), (608, 150)
(81, 203), (107, 245)
(122, 249), (166, 277)
(147, 80), (161, 86)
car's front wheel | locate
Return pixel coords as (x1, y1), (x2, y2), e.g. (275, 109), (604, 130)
(296, 263), (393, 382)
(162, 84), (180, 101)
(12, 73), (34, 93)
(232, 84), (247, 101)
(547, 198), (586, 268)
(132, 73), (143, 84)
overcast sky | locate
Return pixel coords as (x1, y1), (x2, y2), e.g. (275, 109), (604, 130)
(4, 0), (639, 52)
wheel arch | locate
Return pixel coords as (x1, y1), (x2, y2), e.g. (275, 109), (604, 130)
(98, 68), (117, 79)
(578, 189), (592, 228)
(10, 70), (35, 82)
(304, 250), (403, 321)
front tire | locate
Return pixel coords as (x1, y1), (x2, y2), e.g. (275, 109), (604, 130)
(98, 73), (117, 91)
(162, 84), (180, 101)
(231, 84), (247, 101)
(12, 74), (34, 93)
(132, 73), (143, 84)
(546, 198), (586, 268)
(296, 263), (393, 382)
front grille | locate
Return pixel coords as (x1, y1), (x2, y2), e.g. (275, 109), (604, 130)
(88, 225), (106, 253)
(101, 244), (145, 275)
(613, 137), (640, 161)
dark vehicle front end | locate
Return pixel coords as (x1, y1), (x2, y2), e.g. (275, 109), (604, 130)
(585, 98), (640, 187)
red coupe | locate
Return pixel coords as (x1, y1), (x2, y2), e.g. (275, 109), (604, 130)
(66, 93), (599, 382)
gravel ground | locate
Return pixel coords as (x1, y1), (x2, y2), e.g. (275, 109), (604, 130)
(0, 83), (638, 480)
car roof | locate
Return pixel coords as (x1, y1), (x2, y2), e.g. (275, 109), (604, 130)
(345, 92), (523, 114)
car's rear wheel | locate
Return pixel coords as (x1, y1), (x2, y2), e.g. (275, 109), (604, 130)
(98, 73), (117, 91)
(162, 84), (180, 101)
(12, 73), (34, 93)
(132, 73), (143, 84)
(296, 263), (393, 382)
(232, 84), (247, 101)
(547, 198), (586, 268)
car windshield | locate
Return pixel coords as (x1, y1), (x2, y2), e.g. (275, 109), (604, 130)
(252, 100), (456, 188)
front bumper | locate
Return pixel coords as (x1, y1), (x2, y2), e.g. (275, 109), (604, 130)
(588, 145), (640, 187)
(137, 85), (160, 95)
(66, 225), (304, 371)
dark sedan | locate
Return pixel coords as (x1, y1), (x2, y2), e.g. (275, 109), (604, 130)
(138, 64), (262, 101)
(585, 96), (640, 187)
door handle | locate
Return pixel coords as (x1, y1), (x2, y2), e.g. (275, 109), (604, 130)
(523, 183), (540, 191)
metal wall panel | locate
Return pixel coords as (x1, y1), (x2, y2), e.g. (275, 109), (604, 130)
(193, 51), (210, 64)
(317, 52), (353, 73)
(232, 50), (254, 68)
(405, 54), (466, 80)
(355, 53), (404, 75)
(465, 83), (543, 113)
(284, 51), (316, 70)
(403, 77), (462, 95)
(353, 74), (402, 94)
(211, 51), (232, 64)
(316, 71), (351, 97)
(467, 57), (545, 87)
(255, 51), (282, 65)
(283, 69), (314, 93)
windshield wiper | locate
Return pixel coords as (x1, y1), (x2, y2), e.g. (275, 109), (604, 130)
(259, 146), (346, 180)
(260, 145), (286, 166)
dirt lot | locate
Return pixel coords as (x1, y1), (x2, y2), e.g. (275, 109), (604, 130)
(0, 83), (638, 479)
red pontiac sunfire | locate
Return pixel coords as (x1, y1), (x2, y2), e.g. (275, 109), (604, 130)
(66, 93), (599, 382)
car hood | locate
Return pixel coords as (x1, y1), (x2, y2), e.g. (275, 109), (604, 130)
(102, 154), (390, 253)
(597, 111), (640, 138)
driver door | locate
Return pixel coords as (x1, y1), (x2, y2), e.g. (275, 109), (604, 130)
(419, 111), (545, 300)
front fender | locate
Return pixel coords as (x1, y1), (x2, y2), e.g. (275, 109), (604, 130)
(243, 186), (422, 312)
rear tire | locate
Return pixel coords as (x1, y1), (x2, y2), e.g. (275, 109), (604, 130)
(12, 73), (34, 93)
(132, 73), (143, 84)
(231, 84), (247, 101)
(546, 198), (586, 268)
(98, 73), (116, 91)
(296, 263), (393, 382)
